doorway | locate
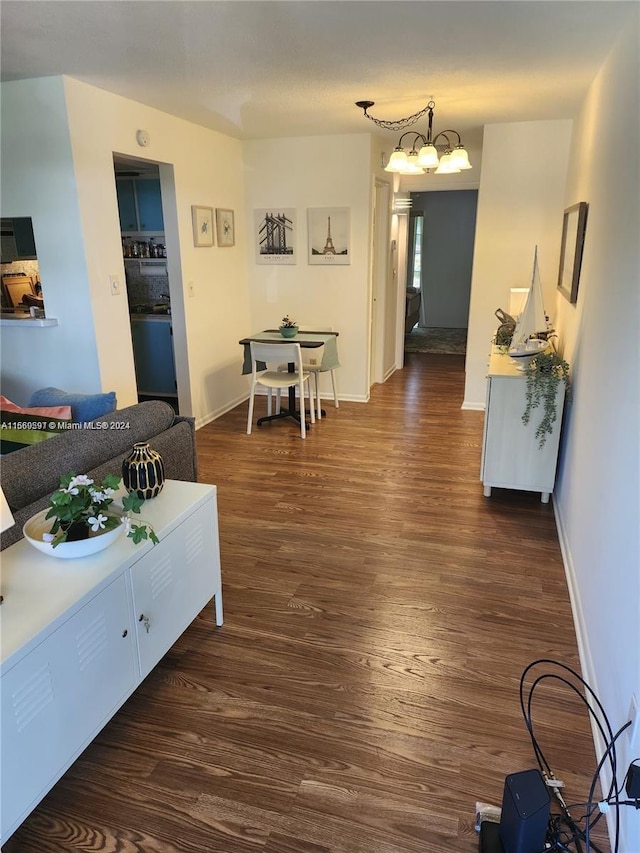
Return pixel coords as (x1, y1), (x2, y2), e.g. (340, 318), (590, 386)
(113, 155), (180, 412)
(404, 190), (478, 355)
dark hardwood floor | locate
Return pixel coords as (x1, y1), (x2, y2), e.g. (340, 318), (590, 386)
(5, 353), (609, 852)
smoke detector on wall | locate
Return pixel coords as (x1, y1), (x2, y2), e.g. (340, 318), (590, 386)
(136, 129), (150, 147)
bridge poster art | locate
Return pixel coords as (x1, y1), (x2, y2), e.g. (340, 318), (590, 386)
(255, 209), (297, 264)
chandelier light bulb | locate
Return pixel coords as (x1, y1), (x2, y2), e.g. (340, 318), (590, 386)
(417, 144), (439, 168)
(399, 151), (425, 175)
(385, 148), (409, 172)
(449, 145), (472, 170)
(435, 152), (460, 174)
(434, 151), (460, 175)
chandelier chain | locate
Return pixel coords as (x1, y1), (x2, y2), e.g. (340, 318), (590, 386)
(359, 100), (435, 132)
(355, 98), (471, 174)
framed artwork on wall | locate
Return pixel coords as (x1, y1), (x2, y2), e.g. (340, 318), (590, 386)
(308, 207), (350, 265)
(191, 206), (214, 247)
(254, 209), (296, 264)
(216, 208), (235, 247)
(557, 201), (588, 303)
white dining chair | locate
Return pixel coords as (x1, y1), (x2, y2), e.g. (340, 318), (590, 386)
(279, 328), (339, 419)
(246, 342), (315, 439)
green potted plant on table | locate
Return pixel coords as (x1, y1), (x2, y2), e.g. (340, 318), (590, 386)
(522, 351), (571, 448)
(279, 315), (298, 338)
(23, 472), (158, 559)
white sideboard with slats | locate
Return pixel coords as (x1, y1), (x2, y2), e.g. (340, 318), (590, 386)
(0, 480), (223, 844)
(480, 352), (565, 503)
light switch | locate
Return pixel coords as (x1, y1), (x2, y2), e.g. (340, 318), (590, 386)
(110, 274), (121, 296)
(188, 281), (195, 298)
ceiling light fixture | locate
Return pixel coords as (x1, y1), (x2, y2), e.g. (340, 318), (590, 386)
(355, 99), (471, 175)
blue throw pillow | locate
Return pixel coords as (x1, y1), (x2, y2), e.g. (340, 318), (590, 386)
(28, 387), (117, 424)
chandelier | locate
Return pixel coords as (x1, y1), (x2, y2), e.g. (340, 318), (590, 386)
(355, 99), (472, 175)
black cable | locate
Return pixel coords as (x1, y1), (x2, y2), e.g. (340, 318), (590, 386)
(524, 672), (614, 803)
(585, 721), (631, 853)
(520, 661), (617, 785)
(518, 660), (626, 853)
(520, 660), (634, 853)
(520, 675), (606, 850)
(520, 662), (618, 796)
(523, 672), (618, 843)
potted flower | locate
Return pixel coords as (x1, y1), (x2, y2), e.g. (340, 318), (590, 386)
(279, 315), (298, 338)
(23, 472), (158, 558)
(521, 351), (570, 448)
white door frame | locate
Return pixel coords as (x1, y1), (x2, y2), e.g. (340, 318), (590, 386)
(393, 211), (410, 369)
(369, 178), (391, 387)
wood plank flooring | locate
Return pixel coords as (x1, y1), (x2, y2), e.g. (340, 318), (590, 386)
(5, 353), (610, 852)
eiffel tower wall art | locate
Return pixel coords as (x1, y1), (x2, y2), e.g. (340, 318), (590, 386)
(308, 207), (350, 265)
(255, 208), (297, 265)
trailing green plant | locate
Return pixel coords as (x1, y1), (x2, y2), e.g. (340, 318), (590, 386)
(522, 351), (571, 448)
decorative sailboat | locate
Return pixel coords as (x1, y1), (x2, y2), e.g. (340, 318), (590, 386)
(508, 246), (550, 369)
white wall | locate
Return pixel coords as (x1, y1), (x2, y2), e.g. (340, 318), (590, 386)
(552, 20), (640, 852)
(243, 134), (378, 402)
(1, 76), (252, 425)
(463, 120), (572, 408)
(0, 78), (101, 403)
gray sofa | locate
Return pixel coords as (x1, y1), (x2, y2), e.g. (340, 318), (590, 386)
(1, 401), (197, 550)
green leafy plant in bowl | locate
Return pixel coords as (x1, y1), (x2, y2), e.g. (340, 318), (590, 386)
(43, 472), (158, 547)
(279, 315), (298, 338)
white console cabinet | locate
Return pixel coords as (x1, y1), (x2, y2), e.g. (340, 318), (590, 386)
(0, 481), (223, 844)
(481, 352), (565, 503)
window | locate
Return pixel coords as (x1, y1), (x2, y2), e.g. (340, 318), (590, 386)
(407, 212), (424, 290)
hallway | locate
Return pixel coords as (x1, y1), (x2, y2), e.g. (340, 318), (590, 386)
(6, 353), (609, 853)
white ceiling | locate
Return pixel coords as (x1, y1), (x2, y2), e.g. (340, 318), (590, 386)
(0, 1), (632, 153)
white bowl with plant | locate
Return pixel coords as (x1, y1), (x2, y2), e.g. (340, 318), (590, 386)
(23, 472), (158, 559)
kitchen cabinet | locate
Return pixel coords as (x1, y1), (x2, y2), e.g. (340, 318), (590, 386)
(0, 481), (223, 844)
(135, 179), (164, 231)
(480, 352), (565, 503)
(116, 178), (164, 233)
(1, 217), (37, 262)
(130, 315), (177, 396)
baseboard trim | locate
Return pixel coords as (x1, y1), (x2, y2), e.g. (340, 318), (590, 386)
(461, 400), (485, 411)
(195, 392), (248, 429)
(195, 389), (371, 429)
(383, 365), (396, 383)
(553, 500), (615, 851)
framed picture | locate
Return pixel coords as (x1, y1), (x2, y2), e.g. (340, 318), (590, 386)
(308, 207), (350, 265)
(557, 202), (588, 303)
(255, 208), (297, 264)
(216, 208), (235, 247)
(191, 206), (214, 247)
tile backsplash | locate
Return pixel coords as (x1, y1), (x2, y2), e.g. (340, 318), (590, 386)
(124, 260), (169, 305)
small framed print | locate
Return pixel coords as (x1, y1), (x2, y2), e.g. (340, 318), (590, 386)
(191, 206), (214, 247)
(557, 201), (588, 303)
(216, 208), (235, 247)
